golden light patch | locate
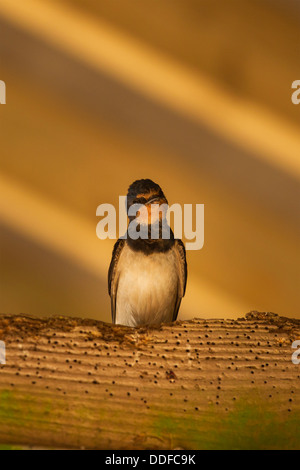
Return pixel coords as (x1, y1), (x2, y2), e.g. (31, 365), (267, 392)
(136, 189), (159, 200)
(135, 202), (167, 225)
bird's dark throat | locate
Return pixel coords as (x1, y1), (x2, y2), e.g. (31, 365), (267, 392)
(126, 221), (175, 254)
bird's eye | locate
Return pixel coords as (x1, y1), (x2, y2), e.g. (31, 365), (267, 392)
(135, 197), (146, 205)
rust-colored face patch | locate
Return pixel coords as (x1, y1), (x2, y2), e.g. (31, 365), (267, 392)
(136, 189), (159, 201)
(136, 198), (168, 224)
(133, 190), (168, 224)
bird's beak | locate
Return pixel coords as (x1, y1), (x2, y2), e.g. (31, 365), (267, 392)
(145, 196), (160, 205)
(146, 196), (168, 206)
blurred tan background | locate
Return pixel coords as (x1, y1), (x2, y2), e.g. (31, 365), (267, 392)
(0, 0), (299, 322)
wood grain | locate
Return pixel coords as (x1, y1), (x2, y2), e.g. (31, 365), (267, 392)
(0, 312), (299, 449)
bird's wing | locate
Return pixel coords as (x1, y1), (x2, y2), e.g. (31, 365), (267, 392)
(108, 238), (125, 324)
(173, 239), (188, 321)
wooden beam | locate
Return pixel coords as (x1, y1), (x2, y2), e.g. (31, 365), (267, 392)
(0, 312), (299, 449)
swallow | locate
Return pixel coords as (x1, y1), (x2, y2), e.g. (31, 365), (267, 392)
(108, 179), (187, 327)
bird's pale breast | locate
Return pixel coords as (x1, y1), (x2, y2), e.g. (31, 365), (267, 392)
(115, 243), (178, 327)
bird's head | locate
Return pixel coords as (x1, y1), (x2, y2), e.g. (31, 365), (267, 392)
(126, 179), (168, 225)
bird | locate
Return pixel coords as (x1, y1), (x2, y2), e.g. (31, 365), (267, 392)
(108, 179), (187, 327)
